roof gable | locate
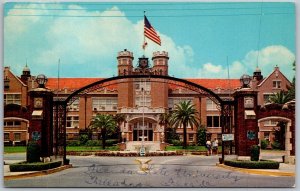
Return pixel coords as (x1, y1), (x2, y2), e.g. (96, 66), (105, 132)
(258, 67), (291, 87)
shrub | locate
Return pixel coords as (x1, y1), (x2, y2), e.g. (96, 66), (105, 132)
(271, 141), (281, 150)
(224, 160), (279, 169)
(250, 145), (260, 161)
(105, 139), (118, 146)
(15, 140), (27, 146)
(10, 161), (62, 172)
(197, 126), (207, 146)
(171, 140), (182, 146)
(67, 140), (81, 146)
(26, 141), (41, 163)
(261, 140), (269, 149)
(85, 140), (101, 147)
(79, 134), (89, 145)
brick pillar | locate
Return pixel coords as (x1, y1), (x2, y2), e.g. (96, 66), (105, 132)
(29, 88), (53, 158)
(233, 89), (259, 157)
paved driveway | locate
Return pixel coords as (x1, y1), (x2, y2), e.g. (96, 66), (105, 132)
(4, 154), (295, 188)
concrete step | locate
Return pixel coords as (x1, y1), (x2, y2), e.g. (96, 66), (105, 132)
(125, 141), (161, 152)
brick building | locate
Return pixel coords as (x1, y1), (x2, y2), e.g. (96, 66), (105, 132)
(3, 49), (292, 147)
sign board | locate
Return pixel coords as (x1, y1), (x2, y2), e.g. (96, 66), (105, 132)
(32, 131), (41, 141)
(247, 130), (256, 140)
(222, 134), (234, 141)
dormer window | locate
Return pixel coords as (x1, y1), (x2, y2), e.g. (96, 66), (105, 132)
(273, 80), (281, 89)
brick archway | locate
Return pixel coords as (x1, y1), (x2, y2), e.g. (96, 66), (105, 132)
(257, 103), (295, 158)
(258, 117), (292, 157)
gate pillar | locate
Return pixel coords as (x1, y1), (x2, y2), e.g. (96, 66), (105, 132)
(28, 74), (53, 158)
(233, 87), (259, 157)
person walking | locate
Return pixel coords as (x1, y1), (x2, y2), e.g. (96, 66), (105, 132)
(213, 138), (219, 155)
(206, 139), (212, 156)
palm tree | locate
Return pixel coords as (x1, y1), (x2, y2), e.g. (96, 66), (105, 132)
(89, 114), (116, 149)
(113, 113), (126, 143)
(269, 90), (292, 104)
(170, 100), (199, 149)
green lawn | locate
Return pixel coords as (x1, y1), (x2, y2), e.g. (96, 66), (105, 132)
(165, 146), (207, 151)
(4, 146), (26, 153)
(4, 145), (120, 153)
(66, 146), (119, 151)
(165, 146), (222, 151)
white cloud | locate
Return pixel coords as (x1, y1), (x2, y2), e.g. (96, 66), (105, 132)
(5, 4), (196, 78)
(243, 45), (295, 78)
(4, 4), (295, 81)
(196, 45), (295, 80)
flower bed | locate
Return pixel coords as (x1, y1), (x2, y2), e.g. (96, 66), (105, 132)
(66, 151), (184, 157)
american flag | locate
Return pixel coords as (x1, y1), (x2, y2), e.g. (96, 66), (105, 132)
(144, 16), (161, 46)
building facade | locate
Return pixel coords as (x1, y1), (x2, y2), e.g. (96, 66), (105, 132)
(3, 49), (292, 147)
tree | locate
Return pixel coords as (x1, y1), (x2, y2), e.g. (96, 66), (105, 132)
(113, 113), (126, 143)
(89, 114), (117, 149)
(197, 125), (207, 146)
(269, 90), (292, 104)
(170, 100), (199, 149)
(287, 61), (295, 100)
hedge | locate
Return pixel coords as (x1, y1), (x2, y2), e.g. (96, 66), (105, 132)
(67, 140), (81, 146)
(10, 161), (62, 172)
(85, 140), (101, 147)
(224, 160), (279, 169)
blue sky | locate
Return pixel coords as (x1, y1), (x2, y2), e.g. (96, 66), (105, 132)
(4, 2), (295, 80)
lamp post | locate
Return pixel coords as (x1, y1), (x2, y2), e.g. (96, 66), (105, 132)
(122, 132), (125, 143)
(36, 74), (48, 88)
(240, 74), (251, 88)
(161, 132), (165, 143)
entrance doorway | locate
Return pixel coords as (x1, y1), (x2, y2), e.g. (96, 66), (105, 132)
(133, 121), (153, 141)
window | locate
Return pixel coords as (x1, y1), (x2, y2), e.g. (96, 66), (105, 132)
(168, 97), (193, 109)
(4, 77), (10, 90)
(4, 94), (21, 105)
(4, 121), (21, 127)
(189, 134), (194, 142)
(135, 95), (151, 107)
(264, 120), (277, 126)
(207, 116), (220, 128)
(66, 116), (79, 128)
(68, 99), (79, 111)
(14, 133), (21, 141)
(134, 79), (151, 92)
(206, 99), (218, 111)
(4, 133), (9, 141)
(92, 97), (117, 111)
(273, 80), (281, 89)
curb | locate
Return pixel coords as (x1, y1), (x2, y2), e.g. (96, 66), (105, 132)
(216, 163), (295, 177)
(4, 164), (73, 180)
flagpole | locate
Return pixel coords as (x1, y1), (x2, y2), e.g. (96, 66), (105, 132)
(143, 11), (146, 56)
(57, 58), (60, 98)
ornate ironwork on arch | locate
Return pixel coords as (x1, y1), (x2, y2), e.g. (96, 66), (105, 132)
(65, 75), (224, 105)
(53, 74), (234, 162)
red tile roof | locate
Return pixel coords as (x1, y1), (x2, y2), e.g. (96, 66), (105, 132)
(184, 78), (241, 90)
(47, 77), (240, 91)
